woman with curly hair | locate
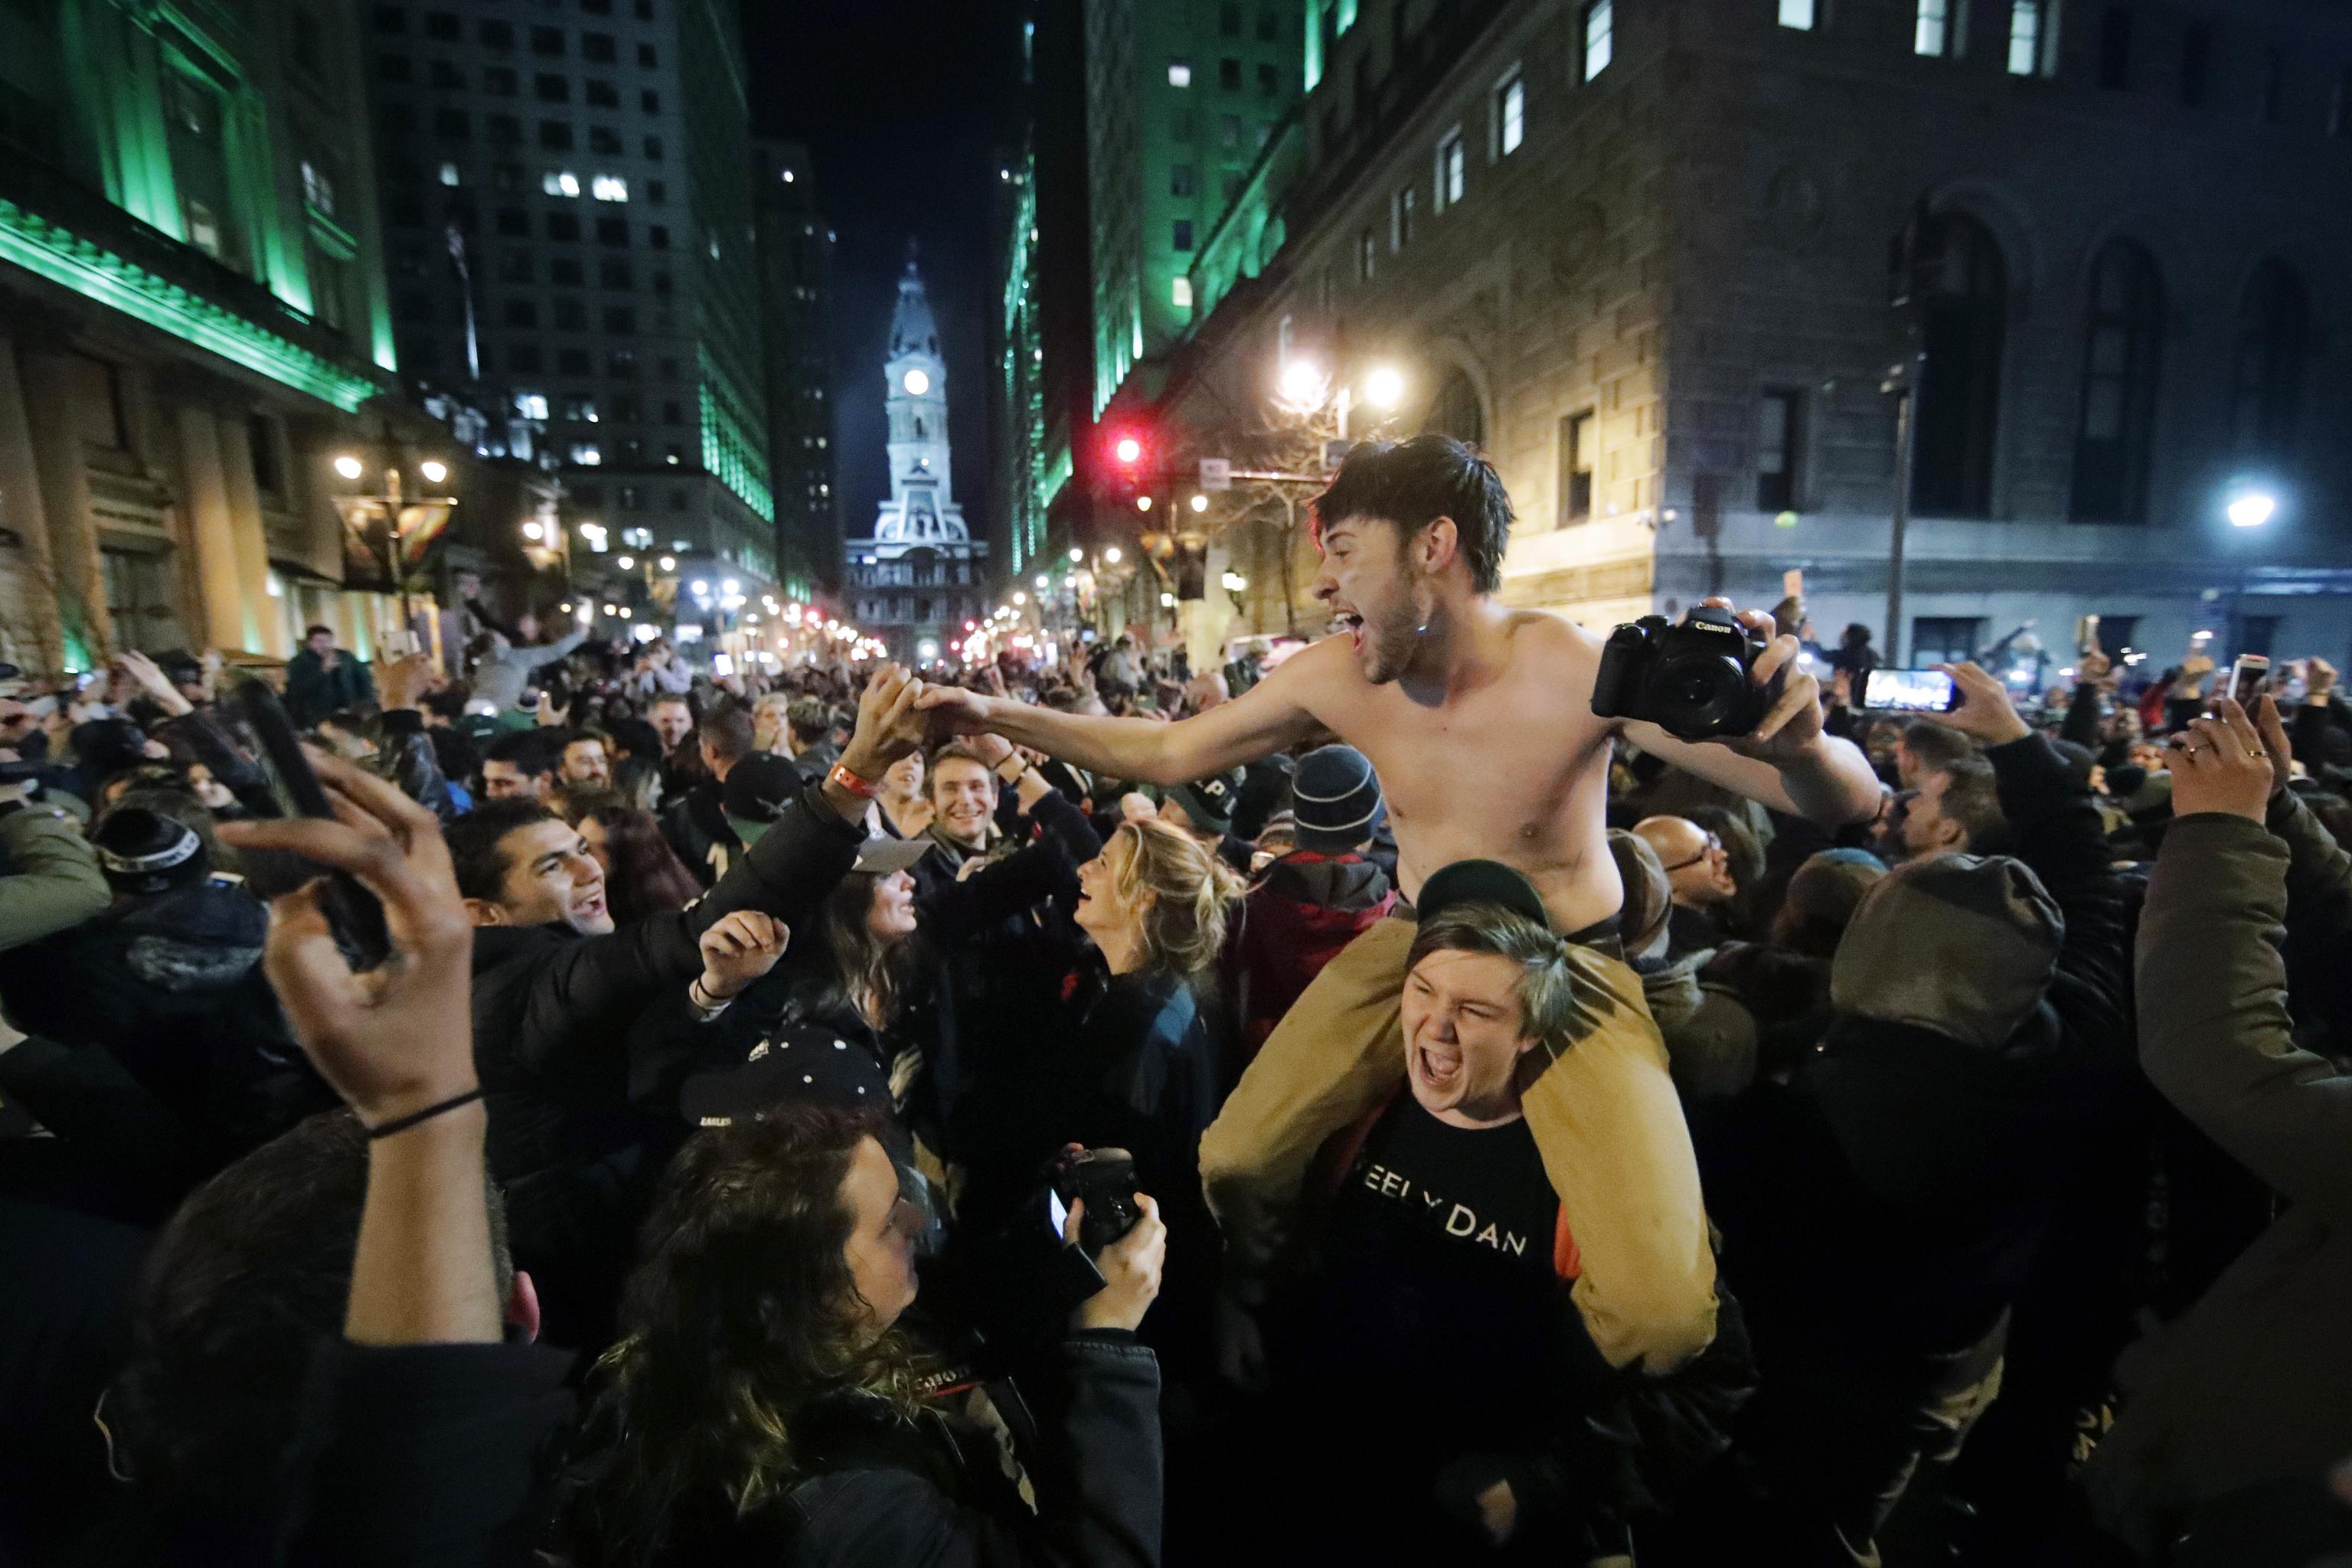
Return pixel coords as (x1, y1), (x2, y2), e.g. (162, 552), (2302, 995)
(552, 1101), (1168, 1568)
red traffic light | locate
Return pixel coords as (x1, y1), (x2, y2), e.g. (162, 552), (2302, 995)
(1111, 431), (1145, 467)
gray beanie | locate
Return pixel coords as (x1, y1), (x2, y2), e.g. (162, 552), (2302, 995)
(1292, 744), (1384, 851)
(1831, 853), (2063, 1050)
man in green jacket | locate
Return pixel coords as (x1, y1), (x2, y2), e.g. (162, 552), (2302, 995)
(2085, 696), (2352, 1562)
(0, 773), (108, 952)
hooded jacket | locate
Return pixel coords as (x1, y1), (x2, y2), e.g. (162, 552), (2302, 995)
(1717, 732), (2139, 1358)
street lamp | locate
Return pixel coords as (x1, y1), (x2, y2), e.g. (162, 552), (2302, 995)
(1189, 494), (1209, 514)
(1136, 495), (1153, 512)
(1363, 364), (1406, 411)
(1034, 574), (1050, 590)
(1068, 547), (1084, 563)
(1104, 547), (1122, 564)
(2228, 489), (2278, 528)
(418, 459), (449, 484)
(1278, 358), (1326, 410)
(333, 455), (364, 480)
(522, 521), (545, 542)
(658, 555), (676, 570)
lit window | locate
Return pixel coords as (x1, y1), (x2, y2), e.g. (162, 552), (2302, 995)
(544, 170), (580, 197)
(1434, 127), (1465, 211)
(2007, 0), (2044, 75)
(516, 392), (550, 420)
(301, 159), (338, 214)
(1497, 71), (1525, 155)
(438, 161), (461, 187)
(1915, 0), (1950, 57)
(592, 174), (629, 201)
(1779, 0), (1815, 28)
(571, 443), (602, 465)
(1168, 58), (1193, 87)
(1172, 276), (1193, 308)
(1581, 0), (1612, 80)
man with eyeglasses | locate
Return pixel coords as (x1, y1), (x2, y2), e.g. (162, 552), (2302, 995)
(1632, 815), (1739, 959)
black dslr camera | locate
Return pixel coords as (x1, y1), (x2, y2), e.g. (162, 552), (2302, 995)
(1048, 1146), (1142, 1255)
(1591, 606), (1779, 741)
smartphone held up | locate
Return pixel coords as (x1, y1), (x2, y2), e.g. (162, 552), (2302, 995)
(228, 677), (392, 969)
(1863, 667), (1962, 714)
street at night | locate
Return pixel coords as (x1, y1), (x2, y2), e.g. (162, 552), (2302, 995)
(0, 2), (2347, 1565)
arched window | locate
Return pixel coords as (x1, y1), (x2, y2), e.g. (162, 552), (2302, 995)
(1910, 212), (2007, 518)
(2069, 239), (2164, 523)
(1425, 368), (1485, 448)
(2232, 259), (2307, 459)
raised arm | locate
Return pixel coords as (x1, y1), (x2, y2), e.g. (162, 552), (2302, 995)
(1619, 609), (1881, 828)
(916, 644), (1328, 786)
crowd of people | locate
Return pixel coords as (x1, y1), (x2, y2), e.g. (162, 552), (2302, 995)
(1, 434), (2347, 1567)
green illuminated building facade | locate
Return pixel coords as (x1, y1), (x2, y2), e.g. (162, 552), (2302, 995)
(366, 0), (783, 613)
(1082, 0), (1304, 414)
(0, 0), (397, 675)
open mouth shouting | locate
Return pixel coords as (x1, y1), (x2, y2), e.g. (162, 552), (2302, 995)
(1329, 606), (1366, 654)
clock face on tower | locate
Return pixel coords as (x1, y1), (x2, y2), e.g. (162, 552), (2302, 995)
(903, 369), (930, 396)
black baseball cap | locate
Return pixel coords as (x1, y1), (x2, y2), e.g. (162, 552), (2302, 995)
(1414, 859), (1551, 933)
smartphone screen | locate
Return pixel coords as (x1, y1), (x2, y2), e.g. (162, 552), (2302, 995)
(1864, 668), (1959, 713)
(2226, 655), (2271, 709)
(1047, 1188), (1069, 1238)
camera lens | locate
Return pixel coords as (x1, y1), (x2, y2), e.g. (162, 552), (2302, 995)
(1657, 654), (1746, 736)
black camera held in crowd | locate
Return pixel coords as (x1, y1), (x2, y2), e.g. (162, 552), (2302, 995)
(1590, 606), (1780, 742)
(1049, 1145), (1142, 1255)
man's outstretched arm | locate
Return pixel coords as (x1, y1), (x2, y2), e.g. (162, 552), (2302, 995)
(915, 642), (1328, 786)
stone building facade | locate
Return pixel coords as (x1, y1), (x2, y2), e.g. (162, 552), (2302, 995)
(1160, 0), (2352, 676)
(0, 0), (397, 676)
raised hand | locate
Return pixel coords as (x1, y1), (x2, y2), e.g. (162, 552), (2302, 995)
(1922, 662), (2030, 746)
(697, 909), (788, 999)
(215, 753), (475, 1128)
(2310, 658), (2338, 703)
(116, 650), (194, 718)
(377, 653), (437, 714)
(911, 681), (998, 740)
(1702, 597), (1826, 760)
(838, 665), (927, 783)
(1070, 1191), (1167, 1332)
(2169, 701), (2275, 822)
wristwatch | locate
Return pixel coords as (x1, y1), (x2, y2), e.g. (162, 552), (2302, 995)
(995, 754), (1031, 786)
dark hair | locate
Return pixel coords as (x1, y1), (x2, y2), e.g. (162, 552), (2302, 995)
(72, 716), (151, 786)
(1900, 720), (1975, 777)
(423, 687), (472, 722)
(553, 1106), (926, 1567)
(484, 728), (560, 779)
(1841, 623), (1873, 650)
(698, 701), (756, 767)
(807, 871), (926, 1030)
(583, 802), (701, 923)
(1936, 760), (2007, 853)
(108, 1112), (510, 1537)
(786, 697), (830, 744)
(443, 798), (560, 900)
(1310, 433), (1514, 593)
(304, 624), (334, 641)
(606, 715), (665, 762)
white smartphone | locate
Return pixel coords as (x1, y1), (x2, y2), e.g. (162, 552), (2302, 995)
(2220, 654), (2270, 711)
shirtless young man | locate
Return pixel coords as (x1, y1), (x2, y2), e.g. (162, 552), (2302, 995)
(918, 436), (1880, 1372)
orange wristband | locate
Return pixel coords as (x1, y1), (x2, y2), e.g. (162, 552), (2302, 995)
(828, 761), (878, 799)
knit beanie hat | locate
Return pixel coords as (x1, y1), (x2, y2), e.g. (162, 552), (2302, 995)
(1785, 848), (1887, 932)
(1292, 744), (1384, 851)
(1831, 853), (2063, 1050)
(92, 805), (207, 895)
(1169, 768), (1241, 835)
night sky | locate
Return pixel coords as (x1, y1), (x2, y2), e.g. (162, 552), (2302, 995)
(743, 0), (1031, 557)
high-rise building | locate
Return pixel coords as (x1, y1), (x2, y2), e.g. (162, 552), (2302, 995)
(0, 0), (396, 675)
(1082, 0), (1305, 414)
(364, 0), (780, 620)
(844, 253), (987, 660)
(995, 0), (1097, 586)
(753, 138), (835, 600)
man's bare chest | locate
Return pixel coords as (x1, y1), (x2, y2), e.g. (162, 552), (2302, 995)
(1332, 686), (1608, 828)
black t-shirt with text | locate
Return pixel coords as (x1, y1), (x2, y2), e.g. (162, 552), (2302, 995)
(1290, 1094), (1583, 1465)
